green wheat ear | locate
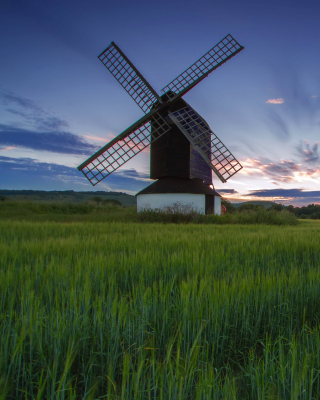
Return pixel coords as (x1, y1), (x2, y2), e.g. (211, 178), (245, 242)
(1, 211), (320, 399)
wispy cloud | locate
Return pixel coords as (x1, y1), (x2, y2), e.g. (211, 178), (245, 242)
(83, 134), (108, 143)
(264, 107), (290, 139)
(216, 188), (238, 195)
(115, 168), (150, 182)
(1, 90), (70, 132)
(2, 92), (42, 112)
(245, 188), (320, 206)
(247, 188), (320, 199)
(241, 156), (320, 184)
(263, 69), (320, 131)
(0, 156), (149, 193)
(0, 146), (15, 152)
(265, 98), (285, 104)
(0, 124), (97, 155)
(240, 138), (320, 183)
(0, 90), (100, 156)
(296, 140), (319, 164)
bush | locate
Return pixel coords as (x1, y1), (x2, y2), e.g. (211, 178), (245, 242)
(221, 197), (236, 213)
(91, 196), (103, 204)
(268, 204), (284, 212)
(238, 203), (263, 212)
(0, 195), (10, 202)
(89, 197), (122, 206)
(137, 207), (298, 225)
(103, 199), (122, 206)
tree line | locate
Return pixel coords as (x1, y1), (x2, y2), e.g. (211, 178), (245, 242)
(221, 198), (320, 219)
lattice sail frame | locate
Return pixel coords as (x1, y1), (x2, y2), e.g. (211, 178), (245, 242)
(80, 113), (170, 185)
(168, 106), (243, 183)
(161, 34), (243, 98)
(98, 42), (160, 114)
(79, 35), (244, 186)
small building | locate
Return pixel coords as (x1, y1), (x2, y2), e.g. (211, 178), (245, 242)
(136, 177), (221, 215)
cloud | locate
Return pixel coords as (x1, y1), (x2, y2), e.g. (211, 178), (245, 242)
(115, 168), (150, 181)
(265, 98), (285, 104)
(0, 156), (84, 188)
(264, 69), (320, 130)
(0, 90), (100, 156)
(242, 151), (320, 184)
(264, 107), (290, 140)
(0, 124), (97, 155)
(247, 188), (320, 199)
(83, 134), (108, 143)
(296, 140), (319, 164)
(0, 90), (70, 133)
(0, 156), (150, 194)
(0, 146), (15, 152)
(244, 188), (320, 206)
(5, 107), (69, 131)
(216, 188), (238, 195)
(2, 92), (42, 112)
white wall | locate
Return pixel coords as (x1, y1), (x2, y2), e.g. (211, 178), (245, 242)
(137, 193), (206, 214)
(214, 196), (221, 216)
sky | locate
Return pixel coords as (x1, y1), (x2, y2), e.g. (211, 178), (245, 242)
(0, 0), (319, 206)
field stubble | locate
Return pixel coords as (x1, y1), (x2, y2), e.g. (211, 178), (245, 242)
(1, 211), (320, 399)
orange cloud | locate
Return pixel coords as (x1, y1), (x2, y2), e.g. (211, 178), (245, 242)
(0, 146), (15, 151)
(83, 134), (108, 143)
(265, 98), (284, 104)
(240, 157), (320, 184)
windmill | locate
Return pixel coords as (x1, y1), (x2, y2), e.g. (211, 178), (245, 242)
(78, 34), (244, 215)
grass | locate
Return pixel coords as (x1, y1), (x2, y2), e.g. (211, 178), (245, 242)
(0, 204), (319, 399)
(0, 200), (298, 225)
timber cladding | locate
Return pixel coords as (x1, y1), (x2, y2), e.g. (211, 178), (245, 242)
(150, 96), (212, 184)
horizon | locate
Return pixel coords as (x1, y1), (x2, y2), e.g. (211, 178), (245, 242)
(1, 188), (319, 208)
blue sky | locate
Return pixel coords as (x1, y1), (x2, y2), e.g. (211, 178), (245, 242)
(1, 0), (319, 206)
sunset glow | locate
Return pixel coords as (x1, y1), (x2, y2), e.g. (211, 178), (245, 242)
(0, 0), (319, 206)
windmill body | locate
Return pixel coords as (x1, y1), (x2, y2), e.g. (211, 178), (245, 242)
(150, 94), (212, 185)
(78, 35), (244, 214)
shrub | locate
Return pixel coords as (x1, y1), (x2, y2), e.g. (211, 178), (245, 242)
(221, 197), (236, 213)
(0, 195), (10, 202)
(238, 203), (262, 212)
(89, 197), (122, 206)
(137, 207), (298, 225)
(103, 199), (122, 206)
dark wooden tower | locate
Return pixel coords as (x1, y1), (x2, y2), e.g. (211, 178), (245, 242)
(150, 93), (212, 185)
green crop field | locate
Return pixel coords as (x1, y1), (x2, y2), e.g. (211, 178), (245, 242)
(1, 204), (320, 399)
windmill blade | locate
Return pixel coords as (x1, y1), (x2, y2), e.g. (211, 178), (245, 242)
(78, 112), (171, 186)
(168, 106), (242, 183)
(98, 42), (161, 114)
(162, 34), (244, 100)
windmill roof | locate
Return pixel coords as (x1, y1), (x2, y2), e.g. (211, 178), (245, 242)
(136, 177), (221, 196)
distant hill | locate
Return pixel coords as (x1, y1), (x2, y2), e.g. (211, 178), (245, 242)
(232, 200), (278, 209)
(0, 190), (136, 206)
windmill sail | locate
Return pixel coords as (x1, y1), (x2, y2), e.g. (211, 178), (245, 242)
(78, 112), (170, 185)
(168, 106), (242, 183)
(161, 34), (244, 100)
(78, 35), (244, 187)
(98, 42), (161, 114)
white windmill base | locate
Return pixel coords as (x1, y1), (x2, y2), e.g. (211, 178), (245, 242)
(137, 193), (221, 215)
(135, 178), (221, 216)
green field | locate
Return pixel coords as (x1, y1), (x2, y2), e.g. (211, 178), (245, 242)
(1, 205), (320, 399)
